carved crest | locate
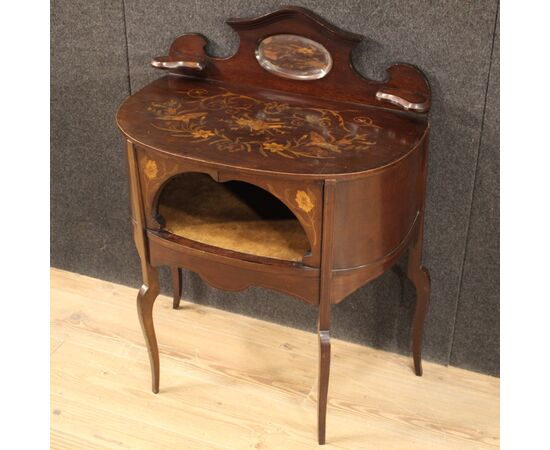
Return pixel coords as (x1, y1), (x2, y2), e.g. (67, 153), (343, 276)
(151, 7), (430, 113)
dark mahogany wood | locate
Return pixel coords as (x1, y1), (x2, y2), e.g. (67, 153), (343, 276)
(149, 6), (430, 112)
(117, 7), (431, 445)
(318, 179), (335, 445)
(126, 140), (161, 394)
(117, 77), (428, 177)
(171, 267), (182, 309)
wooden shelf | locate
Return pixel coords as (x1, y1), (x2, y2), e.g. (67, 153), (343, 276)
(158, 173), (310, 262)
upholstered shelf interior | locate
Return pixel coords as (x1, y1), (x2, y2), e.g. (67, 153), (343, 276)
(158, 173), (310, 261)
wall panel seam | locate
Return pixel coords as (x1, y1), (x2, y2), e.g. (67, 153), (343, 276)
(121, 0), (132, 95)
(448, 2), (500, 363)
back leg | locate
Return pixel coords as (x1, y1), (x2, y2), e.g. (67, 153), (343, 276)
(407, 226), (431, 376)
(409, 266), (431, 376)
(171, 267), (182, 309)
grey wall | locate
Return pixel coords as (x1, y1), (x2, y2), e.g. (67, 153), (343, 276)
(51, 0), (500, 376)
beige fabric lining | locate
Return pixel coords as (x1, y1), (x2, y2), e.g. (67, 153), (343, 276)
(158, 174), (310, 261)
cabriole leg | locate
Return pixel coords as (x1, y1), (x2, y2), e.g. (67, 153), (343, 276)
(317, 179), (335, 445)
(126, 139), (162, 393)
(407, 225), (431, 376)
(136, 264), (161, 393)
(317, 321), (331, 445)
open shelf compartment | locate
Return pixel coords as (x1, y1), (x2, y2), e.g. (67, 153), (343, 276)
(157, 173), (311, 262)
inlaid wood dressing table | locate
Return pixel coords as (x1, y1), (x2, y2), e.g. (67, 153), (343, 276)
(116, 7), (431, 445)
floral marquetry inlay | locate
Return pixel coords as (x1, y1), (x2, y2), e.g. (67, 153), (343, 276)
(144, 159), (158, 180)
(295, 190), (314, 213)
(147, 87), (381, 160)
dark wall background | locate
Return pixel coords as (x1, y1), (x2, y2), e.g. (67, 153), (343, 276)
(51, 0), (500, 376)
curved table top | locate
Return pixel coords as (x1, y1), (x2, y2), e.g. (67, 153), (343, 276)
(117, 76), (428, 178)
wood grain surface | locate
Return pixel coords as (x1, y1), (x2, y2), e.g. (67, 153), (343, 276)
(51, 268), (499, 449)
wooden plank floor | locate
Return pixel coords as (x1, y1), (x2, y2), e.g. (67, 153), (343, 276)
(51, 268), (499, 449)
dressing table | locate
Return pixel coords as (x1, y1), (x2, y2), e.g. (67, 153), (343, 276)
(116, 7), (431, 444)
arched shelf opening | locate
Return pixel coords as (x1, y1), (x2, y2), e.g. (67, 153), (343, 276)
(157, 173), (311, 262)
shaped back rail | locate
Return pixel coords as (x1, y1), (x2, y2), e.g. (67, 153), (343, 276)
(151, 6), (430, 113)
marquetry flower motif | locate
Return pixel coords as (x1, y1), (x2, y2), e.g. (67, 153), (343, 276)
(353, 116), (379, 127)
(305, 131), (341, 153)
(233, 117), (284, 133)
(191, 129), (215, 139)
(264, 101), (290, 114)
(187, 88), (209, 98)
(295, 190), (314, 213)
(148, 87), (380, 160)
(144, 159), (158, 180)
(263, 142), (287, 153)
(290, 113), (331, 129)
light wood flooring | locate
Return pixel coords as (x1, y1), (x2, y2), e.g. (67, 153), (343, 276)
(51, 268), (499, 449)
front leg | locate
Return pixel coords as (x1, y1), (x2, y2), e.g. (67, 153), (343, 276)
(126, 139), (162, 392)
(132, 215), (161, 393)
(317, 179), (335, 445)
(317, 323), (331, 445)
(137, 264), (161, 393)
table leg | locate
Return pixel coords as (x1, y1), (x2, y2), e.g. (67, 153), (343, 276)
(171, 267), (182, 309)
(126, 140), (162, 393)
(318, 179), (335, 445)
(137, 263), (161, 393)
(407, 223), (431, 377)
(317, 323), (331, 445)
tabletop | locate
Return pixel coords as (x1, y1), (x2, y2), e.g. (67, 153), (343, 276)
(117, 76), (428, 177)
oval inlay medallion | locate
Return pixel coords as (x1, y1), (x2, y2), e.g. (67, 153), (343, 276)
(255, 34), (332, 80)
